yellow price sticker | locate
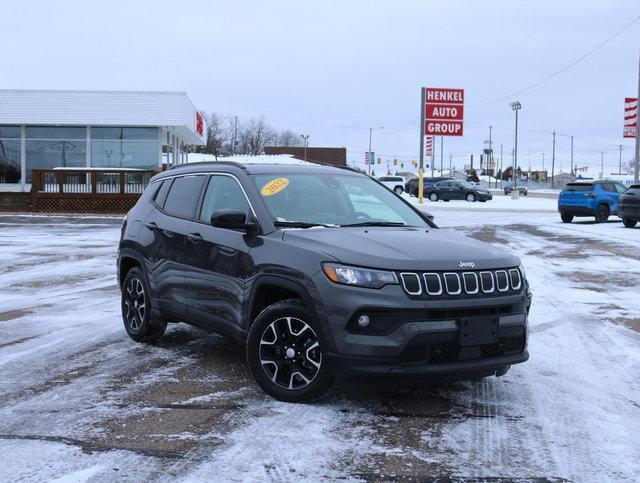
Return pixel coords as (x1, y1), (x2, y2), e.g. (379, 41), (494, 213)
(260, 177), (289, 196)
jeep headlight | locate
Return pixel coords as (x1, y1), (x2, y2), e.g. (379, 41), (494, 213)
(322, 263), (398, 289)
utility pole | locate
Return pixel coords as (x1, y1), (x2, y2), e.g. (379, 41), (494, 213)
(570, 135), (574, 176)
(368, 127), (373, 176)
(449, 153), (452, 173)
(489, 125), (493, 186)
(600, 151), (605, 179)
(440, 136), (444, 174)
(551, 130), (556, 188)
(542, 152), (545, 171)
(232, 116), (238, 155)
(418, 88), (425, 203)
(500, 144), (503, 186)
(619, 145), (624, 174)
(635, 48), (640, 183)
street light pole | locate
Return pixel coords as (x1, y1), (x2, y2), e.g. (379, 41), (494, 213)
(368, 128), (373, 176)
(570, 135), (574, 176)
(600, 151), (605, 179)
(635, 48), (640, 183)
(551, 130), (556, 188)
(619, 144), (623, 174)
(301, 135), (309, 162)
(509, 101), (521, 190)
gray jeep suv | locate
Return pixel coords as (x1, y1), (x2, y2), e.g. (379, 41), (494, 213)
(118, 162), (531, 402)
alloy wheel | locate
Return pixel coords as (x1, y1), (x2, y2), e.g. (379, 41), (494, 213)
(259, 317), (322, 390)
(123, 277), (145, 331)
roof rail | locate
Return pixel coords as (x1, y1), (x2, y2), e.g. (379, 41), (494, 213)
(168, 161), (247, 171)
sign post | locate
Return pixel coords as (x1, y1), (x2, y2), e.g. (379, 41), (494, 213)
(419, 88), (426, 204)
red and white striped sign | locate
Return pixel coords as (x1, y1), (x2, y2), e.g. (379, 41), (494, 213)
(425, 136), (434, 156)
(425, 88), (464, 136)
(624, 97), (638, 138)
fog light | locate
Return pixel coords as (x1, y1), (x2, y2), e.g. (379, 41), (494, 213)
(358, 314), (370, 327)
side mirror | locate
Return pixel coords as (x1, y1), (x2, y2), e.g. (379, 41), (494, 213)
(211, 209), (257, 233)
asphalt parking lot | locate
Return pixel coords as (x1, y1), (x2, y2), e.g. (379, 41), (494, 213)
(1, 207), (639, 480)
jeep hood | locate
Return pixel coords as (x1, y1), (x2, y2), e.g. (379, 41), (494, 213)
(282, 227), (519, 271)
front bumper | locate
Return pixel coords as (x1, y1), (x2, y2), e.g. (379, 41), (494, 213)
(309, 272), (531, 382)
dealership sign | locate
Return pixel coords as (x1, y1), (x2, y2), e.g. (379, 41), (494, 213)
(425, 88), (464, 136)
(196, 111), (204, 136)
(624, 97), (637, 138)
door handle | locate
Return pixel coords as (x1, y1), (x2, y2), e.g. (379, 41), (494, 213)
(144, 221), (157, 230)
(187, 232), (203, 243)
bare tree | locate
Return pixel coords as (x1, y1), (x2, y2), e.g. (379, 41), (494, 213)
(238, 117), (277, 155)
(274, 129), (302, 147)
(204, 112), (231, 159)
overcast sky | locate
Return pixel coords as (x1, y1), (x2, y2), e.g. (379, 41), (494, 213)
(2, 0), (639, 174)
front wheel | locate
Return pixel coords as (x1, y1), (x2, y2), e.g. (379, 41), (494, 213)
(466, 193), (476, 202)
(623, 218), (638, 228)
(394, 186), (403, 195)
(121, 267), (166, 343)
(246, 299), (332, 402)
(561, 213), (574, 223)
(594, 204), (610, 223)
(428, 193), (439, 202)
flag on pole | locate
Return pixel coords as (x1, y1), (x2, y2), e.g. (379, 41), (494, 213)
(624, 97), (638, 138)
(425, 137), (434, 157)
(365, 151), (375, 165)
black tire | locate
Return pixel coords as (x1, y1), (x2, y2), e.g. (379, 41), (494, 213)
(428, 193), (439, 202)
(246, 299), (332, 402)
(121, 267), (166, 343)
(561, 213), (574, 223)
(623, 218), (638, 228)
(466, 193), (476, 202)
(594, 204), (610, 223)
(394, 186), (403, 195)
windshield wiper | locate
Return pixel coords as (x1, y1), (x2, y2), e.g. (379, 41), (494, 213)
(274, 221), (334, 229)
(340, 221), (407, 227)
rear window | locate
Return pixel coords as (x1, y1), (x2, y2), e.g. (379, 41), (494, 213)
(565, 183), (593, 191)
(162, 175), (206, 219)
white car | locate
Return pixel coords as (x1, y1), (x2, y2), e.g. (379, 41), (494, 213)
(376, 175), (406, 195)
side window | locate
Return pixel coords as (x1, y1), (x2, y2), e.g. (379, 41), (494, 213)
(163, 175), (206, 219)
(616, 183), (627, 193)
(199, 175), (252, 224)
(154, 179), (172, 208)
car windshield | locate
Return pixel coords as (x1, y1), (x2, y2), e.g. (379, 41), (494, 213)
(252, 173), (431, 228)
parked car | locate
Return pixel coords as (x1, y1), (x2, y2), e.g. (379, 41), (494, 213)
(558, 180), (627, 223)
(405, 176), (455, 196)
(377, 175), (406, 195)
(504, 183), (528, 196)
(118, 162), (530, 402)
(426, 180), (493, 202)
(617, 184), (640, 228)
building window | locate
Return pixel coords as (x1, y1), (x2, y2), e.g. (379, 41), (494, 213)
(91, 127), (157, 169)
(25, 126), (87, 182)
(0, 125), (21, 183)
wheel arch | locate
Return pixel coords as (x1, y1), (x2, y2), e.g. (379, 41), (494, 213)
(246, 276), (318, 332)
(118, 251), (145, 288)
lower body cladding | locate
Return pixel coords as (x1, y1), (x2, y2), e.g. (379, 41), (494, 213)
(558, 204), (597, 217)
(618, 204), (640, 219)
(311, 276), (530, 383)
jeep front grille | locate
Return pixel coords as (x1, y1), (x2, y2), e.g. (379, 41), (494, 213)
(400, 268), (523, 297)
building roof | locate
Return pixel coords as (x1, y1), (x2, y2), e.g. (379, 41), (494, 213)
(0, 89), (205, 145)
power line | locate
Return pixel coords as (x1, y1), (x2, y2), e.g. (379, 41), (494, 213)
(470, 13), (640, 107)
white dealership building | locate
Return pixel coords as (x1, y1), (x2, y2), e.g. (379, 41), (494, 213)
(0, 90), (205, 191)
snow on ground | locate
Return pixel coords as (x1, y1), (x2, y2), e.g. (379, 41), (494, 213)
(0, 208), (639, 481)
(405, 192), (559, 212)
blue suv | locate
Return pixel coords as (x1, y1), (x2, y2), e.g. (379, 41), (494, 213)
(558, 180), (627, 223)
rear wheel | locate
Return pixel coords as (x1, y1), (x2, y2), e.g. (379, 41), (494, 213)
(394, 186), (403, 195)
(121, 267), (166, 343)
(594, 204), (610, 223)
(561, 213), (574, 223)
(246, 299), (332, 402)
(428, 193), (439, 202)
(466, 193), (476, 202)
(623, 218), (638, 228)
